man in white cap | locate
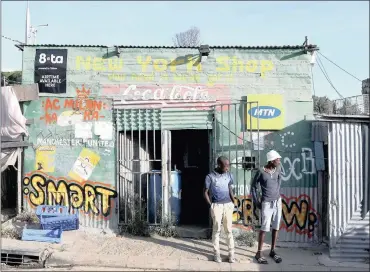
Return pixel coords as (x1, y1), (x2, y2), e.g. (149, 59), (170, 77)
(251, 150), (283, 264)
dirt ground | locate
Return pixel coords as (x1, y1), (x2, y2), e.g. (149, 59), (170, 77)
(2, 265), (151, 271)
(46, 229), (259, 262)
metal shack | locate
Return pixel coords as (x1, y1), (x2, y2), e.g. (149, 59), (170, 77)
(19, 43), (319, 243)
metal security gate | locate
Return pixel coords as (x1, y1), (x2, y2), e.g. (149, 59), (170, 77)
(117, 108), (171, 225)
(211, 100), (261, 225)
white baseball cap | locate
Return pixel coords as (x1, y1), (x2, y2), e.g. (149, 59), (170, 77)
(266, 150), (282, 162)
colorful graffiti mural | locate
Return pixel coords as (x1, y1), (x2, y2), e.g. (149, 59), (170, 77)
(233, 194), (319, 238)
(40, 85), (109, 125)
(23, 84), (116, 223)
(23, 172), (117, 218)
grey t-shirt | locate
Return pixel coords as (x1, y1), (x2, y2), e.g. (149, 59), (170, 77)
(205, 170), (234, 204)
(251, 166), (282, 203)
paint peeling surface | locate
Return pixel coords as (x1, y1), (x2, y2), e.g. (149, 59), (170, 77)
(22, 87), (117, 229)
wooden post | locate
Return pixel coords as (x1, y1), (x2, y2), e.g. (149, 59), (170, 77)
(17, 148), (23, 214)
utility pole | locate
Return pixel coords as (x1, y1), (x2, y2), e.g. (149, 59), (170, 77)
(25, 1), (30, 44)
(25, 1), (48, 45)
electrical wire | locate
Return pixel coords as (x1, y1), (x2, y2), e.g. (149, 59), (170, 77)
(316, 55), (345, 99)
(317, 55), (335, 88)
(318, 51), (362, 82)
(2, 35), (23, 44)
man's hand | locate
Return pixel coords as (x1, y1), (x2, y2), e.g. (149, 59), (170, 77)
(204, 188), (212, 209)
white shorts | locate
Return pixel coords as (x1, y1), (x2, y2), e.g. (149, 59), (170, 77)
(260, 198), (282, 232)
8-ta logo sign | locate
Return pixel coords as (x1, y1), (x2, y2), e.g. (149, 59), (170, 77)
(34, 49), (68, 94)
(38, 53), (64, 64)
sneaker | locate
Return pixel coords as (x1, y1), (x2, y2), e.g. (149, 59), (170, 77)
(214, 254), (222, 263)
(229, 253), (236, 263)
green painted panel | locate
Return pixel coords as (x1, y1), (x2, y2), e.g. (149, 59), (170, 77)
(22, 97), (117, 221)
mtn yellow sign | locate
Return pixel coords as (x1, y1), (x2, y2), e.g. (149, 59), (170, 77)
(246, 94), (284, 130)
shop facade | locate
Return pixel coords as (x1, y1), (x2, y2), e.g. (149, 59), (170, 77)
(20, 44), (320, 243)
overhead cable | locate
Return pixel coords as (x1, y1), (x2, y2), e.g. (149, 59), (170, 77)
(318, 51), (362, 82)
(2, 35), (23, 44)
(316, 55), (344, 99)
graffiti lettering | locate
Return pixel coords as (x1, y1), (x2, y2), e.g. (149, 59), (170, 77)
(23, 172), (117, 218)
(36, 138), (114, 148)
(40, 98), (59, 124)
(40, 86), (109, 124)
(281, 194), (318, 237)
(216, 57), (273, 78)
(233, 197), (259, 225)
(233, 194), (319, 238)
(281, 148), (316, 181)
(75, 57), (123, 71)
(75, 55), (274, 79)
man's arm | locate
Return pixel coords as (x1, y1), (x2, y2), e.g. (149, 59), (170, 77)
(204, 175), (212, 207)
(251, 169), (261, 208)
(228, 173), (235, 203)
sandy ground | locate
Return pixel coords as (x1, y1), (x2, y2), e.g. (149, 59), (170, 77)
(2, 265), (151, 271)
(2, 228), (326, 265)
(3, 228), (368, 271)
(47, 230), (260, 262)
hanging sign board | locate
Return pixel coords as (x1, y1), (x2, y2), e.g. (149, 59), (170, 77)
(34, 49), (67, 94)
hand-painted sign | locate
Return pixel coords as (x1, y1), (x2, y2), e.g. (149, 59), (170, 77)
(34, 49), (68, 94)
(246, 94), (284, 130)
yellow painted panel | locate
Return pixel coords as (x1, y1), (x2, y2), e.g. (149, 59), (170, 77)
(246, 94), (284, 130)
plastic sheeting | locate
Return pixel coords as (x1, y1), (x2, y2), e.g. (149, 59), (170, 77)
(1, 148), (20, 172)
(1, 86), (28, 139)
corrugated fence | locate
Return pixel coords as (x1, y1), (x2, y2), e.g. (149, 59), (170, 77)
(313, 119), (369, 261)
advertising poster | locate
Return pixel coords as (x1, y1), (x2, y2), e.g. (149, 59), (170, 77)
(245, 94), (284, 130)
(35, 146), (56, 172)
(34, 49), (67, 94)
(68, 148), (100, 182)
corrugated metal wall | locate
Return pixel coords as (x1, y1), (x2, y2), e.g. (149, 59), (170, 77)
(361, 124), (369, 219)
(161, 109), (213, 130)
(327, 122), (364, 247)
(115, 108), (161, 131)
(324, 121), (370, 261)
(279, 187), (320, 243)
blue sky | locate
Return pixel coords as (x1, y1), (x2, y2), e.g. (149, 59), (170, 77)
(1, 1), (369, 99)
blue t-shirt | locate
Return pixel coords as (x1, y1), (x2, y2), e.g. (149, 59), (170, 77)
(205, 170), (234, 204)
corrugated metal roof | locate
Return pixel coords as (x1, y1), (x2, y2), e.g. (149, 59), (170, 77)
(20, 44), (318, 50)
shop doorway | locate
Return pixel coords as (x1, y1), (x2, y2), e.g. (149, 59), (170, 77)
(171, 129), (211, 226)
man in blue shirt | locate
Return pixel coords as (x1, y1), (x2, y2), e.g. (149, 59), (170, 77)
(204, 156), (236, 263)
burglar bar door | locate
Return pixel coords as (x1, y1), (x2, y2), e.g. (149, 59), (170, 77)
(117, 108), (163, 225)
(211, 100), (261, 225)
